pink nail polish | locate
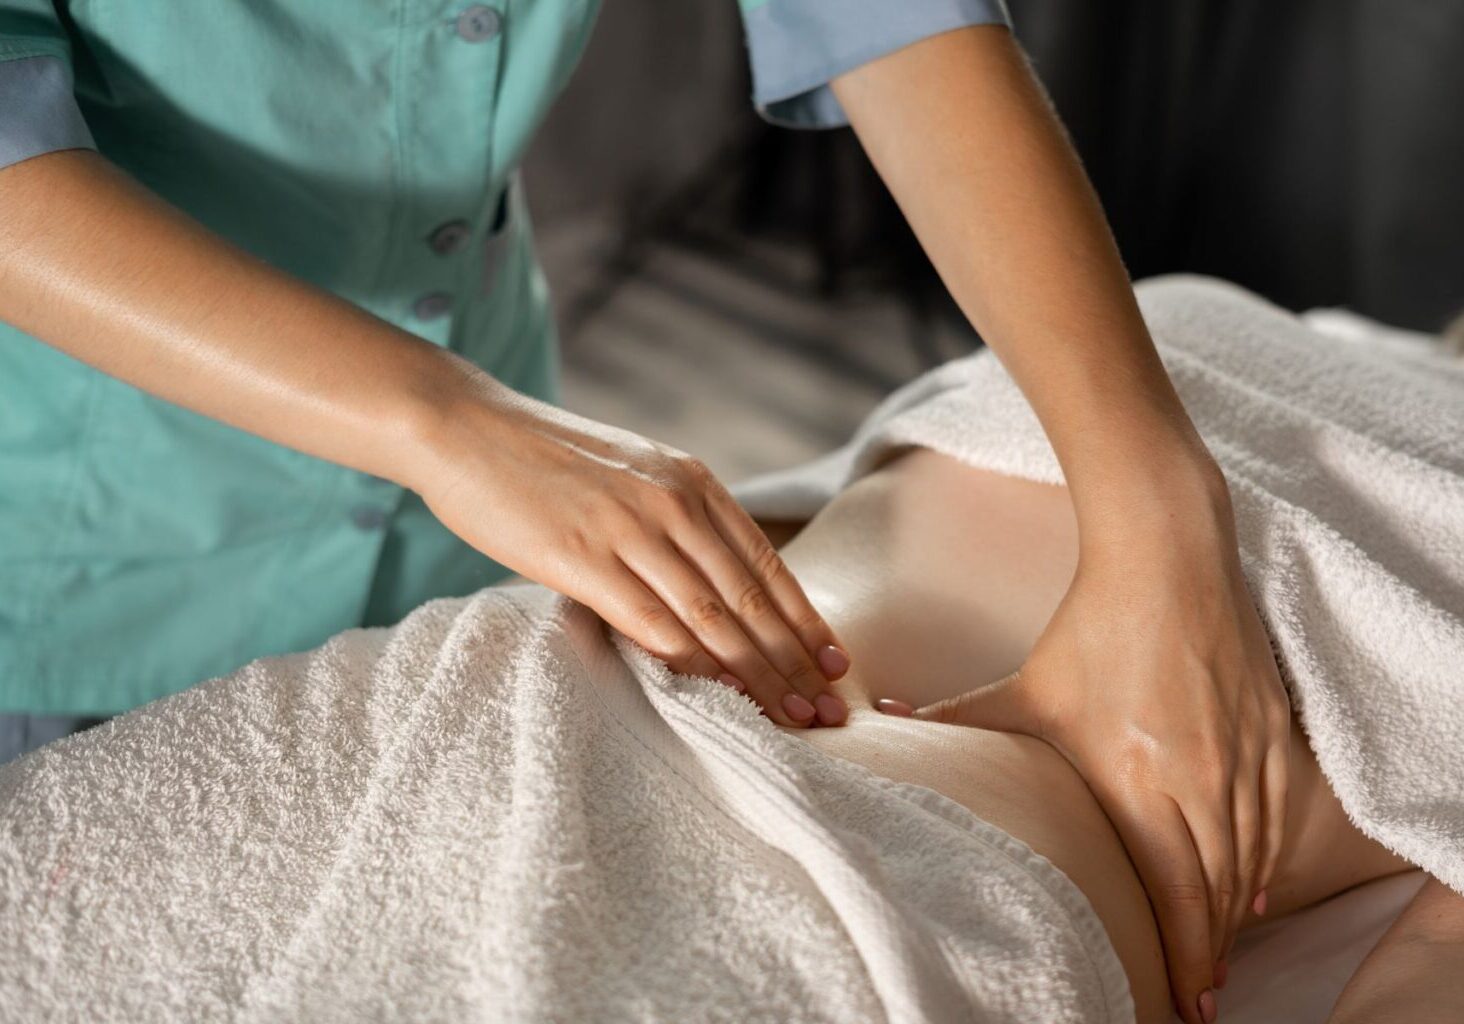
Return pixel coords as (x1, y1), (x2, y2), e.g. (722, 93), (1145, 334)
(813, 693), (847, 726)
(1198, 988), (1217, 1023)
(718, 674), (746, 694)
(875, 698), (914, 717)
(782, 693), (816, 722)
(1251, 890), (1268, 916)
(816, 644), (850, 679)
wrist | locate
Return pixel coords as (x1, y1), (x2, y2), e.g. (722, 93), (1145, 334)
(382, 342), (515, 494)
(1073, 436), (1233, 549)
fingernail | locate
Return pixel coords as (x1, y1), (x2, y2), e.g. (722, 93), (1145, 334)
(875, 698), (914, 717)
(1213, 958), (1228, 990)
(1252, 889), (1267, 916)
(782, 693), (816, 723)
(1198, 988), (1217, 1023)
(816, 644), (850, 679)
(813, 693), (847, 726)
(718, 674), (746, 695)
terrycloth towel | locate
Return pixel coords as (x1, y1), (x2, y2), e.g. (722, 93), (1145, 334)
(2, 275), (1460, 1023)
(739, 275), (1464, 898)
(0, 591), (1129, 1021)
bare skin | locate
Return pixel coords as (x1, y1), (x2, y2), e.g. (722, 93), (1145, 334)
(764, 448), (1456, 1023)
(1329, 879), (1464, 1022)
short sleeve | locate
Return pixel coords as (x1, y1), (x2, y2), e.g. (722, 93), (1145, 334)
(0, 1), (97, 171)
(738, 0), (1012, 128)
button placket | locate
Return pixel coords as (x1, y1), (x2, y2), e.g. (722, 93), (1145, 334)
(409, 5), (506, 331)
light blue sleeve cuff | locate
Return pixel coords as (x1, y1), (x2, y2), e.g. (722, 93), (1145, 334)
(0, 55), (96, 171)
(742, 0), (1012, 129)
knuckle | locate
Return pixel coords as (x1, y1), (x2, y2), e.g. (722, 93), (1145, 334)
(749, 544), (786, 584)
(651, 483), (699, 523)
(689, 595), (727, 628)
(743, 664), (785, 696)
(783, 661), (822, 692)
(789, 607), (826, 637)
(735, 582), (774, 619)
(1211, 884), (1234, 916)
(561, 524), (596, 559)
(635, 602), (675, 635)
(661, 453), (712, 495)
(931, 700), (961, 726)
(1112, 736), (1160, 788)
(678, 455), (713, 484)
(634, 614), (694, 664)
(640, 630), (695, 666)
(1157, 881), (1209, 912)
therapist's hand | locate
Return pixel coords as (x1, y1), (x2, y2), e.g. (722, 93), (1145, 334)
(882, 473), (1290, 1023)
(0, 152), (848, 728)
(408, 374), (851, 728)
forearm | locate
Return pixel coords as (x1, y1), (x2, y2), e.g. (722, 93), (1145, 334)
(833, 26), (1224, 535)
(0, 150), (488, 491)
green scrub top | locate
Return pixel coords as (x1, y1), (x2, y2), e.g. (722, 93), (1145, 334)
(0, 0), (1009, 715)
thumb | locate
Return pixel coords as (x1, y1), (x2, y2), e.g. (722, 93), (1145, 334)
(906, 672), (1035, 733)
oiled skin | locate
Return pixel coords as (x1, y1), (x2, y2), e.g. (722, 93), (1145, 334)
(773, 450), (1409, 1023)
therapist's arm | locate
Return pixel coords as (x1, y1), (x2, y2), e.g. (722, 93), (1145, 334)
(836, 26), (1289, 1024)
(0, 150), (851, 727)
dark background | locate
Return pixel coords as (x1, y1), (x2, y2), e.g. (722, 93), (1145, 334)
(527, 0), (1463, 480)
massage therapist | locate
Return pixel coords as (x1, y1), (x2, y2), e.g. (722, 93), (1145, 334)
(0, 4), (1284, 1019)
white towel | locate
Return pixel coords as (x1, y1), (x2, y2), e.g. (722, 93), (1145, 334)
(0, 589), (1129, 1022)
(738, 274), (1464, 898)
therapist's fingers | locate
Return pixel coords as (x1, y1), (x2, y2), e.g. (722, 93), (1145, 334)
(1223, 768), (1262, 958)
(1183, 778), (1237, 970)
(1254, 724), (1291, 913)
(591, 565), (730, 684)
(619, 543), (818, 727)
(703, 487), (850, 681)
(1106, 793), (1216, 1024)
(671, 514), (846, 726)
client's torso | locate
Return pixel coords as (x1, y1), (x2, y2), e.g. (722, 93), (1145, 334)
(773, 448), (1402, 1023)
(775, 450), (1172, 1019)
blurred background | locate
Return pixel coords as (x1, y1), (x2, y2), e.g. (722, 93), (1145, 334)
(528, 1), (1464, 486)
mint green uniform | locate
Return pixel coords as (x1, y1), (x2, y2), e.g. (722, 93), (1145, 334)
(0, 0), (1008, 716)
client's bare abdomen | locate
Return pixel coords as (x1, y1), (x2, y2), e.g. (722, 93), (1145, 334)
(776, 449), (1404, 1023)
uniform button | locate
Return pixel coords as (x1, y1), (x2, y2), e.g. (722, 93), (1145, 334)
(350, 505), (389, 531)
(456, 5), (502, 42)
(412, 291), (453, 321)
(427, 219), (471, 256)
